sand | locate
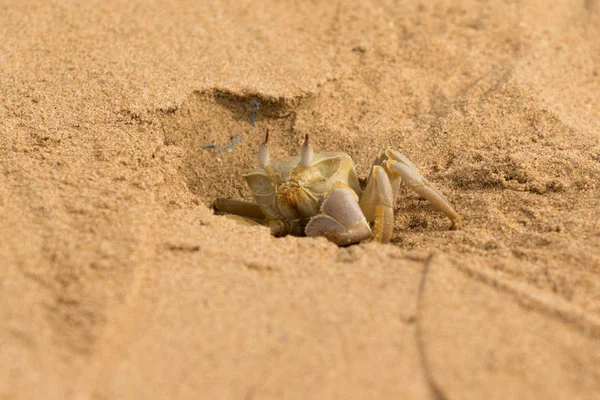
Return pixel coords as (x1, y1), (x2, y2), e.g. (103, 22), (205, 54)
(1, 0), (600, 399)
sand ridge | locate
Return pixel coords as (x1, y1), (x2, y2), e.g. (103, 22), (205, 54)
(1, 0), (600, 399)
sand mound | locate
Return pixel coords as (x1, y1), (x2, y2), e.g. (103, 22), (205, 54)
(2, 1), (599, 399)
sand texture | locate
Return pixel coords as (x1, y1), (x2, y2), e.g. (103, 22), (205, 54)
(2, 1), (600, 399)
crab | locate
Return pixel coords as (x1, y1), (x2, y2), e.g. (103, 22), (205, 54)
(214, 132), (461, 245)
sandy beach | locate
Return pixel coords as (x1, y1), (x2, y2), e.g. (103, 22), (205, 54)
(2, 1), (600, 398)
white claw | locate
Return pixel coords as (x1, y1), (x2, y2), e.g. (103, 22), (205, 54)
(305, 187), (373, 245)
(300, 134), (314, 168)
(258, 130), (270, 168)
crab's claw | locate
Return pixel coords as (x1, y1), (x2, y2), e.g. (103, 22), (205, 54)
(305, 185), (373, 246)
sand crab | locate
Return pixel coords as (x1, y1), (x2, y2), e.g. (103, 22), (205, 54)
(214, 132), (460, 245)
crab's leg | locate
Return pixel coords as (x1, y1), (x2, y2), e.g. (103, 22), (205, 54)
(213, 198), (265, 221)
(358, 165), (395, 243)
(305, 185), (373, 246)
(370, 150), (400, 200)
(384, 149), (461, 229)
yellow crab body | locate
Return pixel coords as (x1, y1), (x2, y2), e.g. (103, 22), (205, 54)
(244, 152), (361, 236)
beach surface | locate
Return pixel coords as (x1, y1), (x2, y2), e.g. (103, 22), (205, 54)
(2, 1), (600, 399)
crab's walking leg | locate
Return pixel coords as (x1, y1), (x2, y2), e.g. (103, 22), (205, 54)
(385, 149), (461, 229)
(359, 165), (395, 243)
(305, 185), (373, 246)
(213, 198), (265, 220)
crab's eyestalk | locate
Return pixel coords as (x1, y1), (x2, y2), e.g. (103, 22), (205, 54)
(300, 134), (314, 168)
(258, 130), (270, 168)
